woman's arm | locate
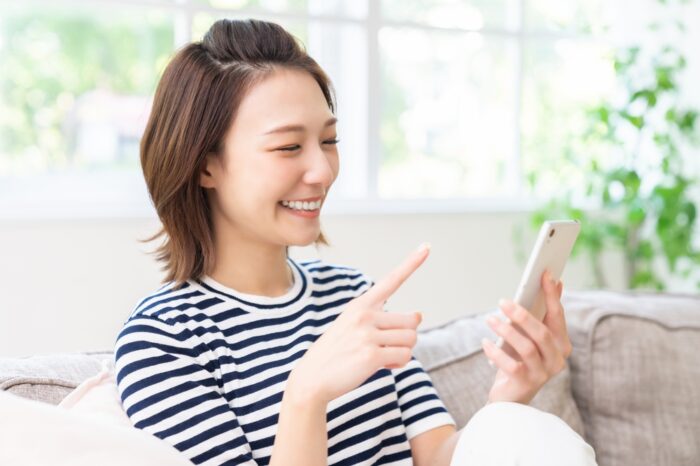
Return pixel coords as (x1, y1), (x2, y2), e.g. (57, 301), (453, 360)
(269, 245), (433, 464)
(269, 377), (328, 466)
(115, 316), (259, 465)
(410, 424), (458, 466)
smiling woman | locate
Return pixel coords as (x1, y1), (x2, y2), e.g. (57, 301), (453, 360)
(114, 17), (597, 466)
(115, 18), (458, 466)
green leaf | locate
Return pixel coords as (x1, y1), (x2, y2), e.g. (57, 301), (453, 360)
(655, 66), (675, 91)
(635, 240), (654, 260)
(623, 170), (641, 198)
(631, 269), (655, 288)
(621, 111), (644, 129)
(631, 89), (657, 107)
(602, 187), (612, 205)
(627, 205), (646, 225)
(684, 202), (697, 224)
(679, 110), (698, 132)
(594, 106), (610, 124)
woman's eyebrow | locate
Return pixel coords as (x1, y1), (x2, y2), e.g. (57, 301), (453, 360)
(262, 117), (337, 135)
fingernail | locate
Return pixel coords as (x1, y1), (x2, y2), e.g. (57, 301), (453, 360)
(486, 316), (499, 327)
(546, 270), (556, 285)
(498, 298), (513, 310)
(481, 338), (495, 367)
(418, 242), (431, 252)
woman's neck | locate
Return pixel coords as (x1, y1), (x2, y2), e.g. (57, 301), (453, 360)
(208, 232), (292, 298)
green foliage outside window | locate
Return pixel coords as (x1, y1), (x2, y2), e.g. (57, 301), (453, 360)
(0, 5), (173, 173)
(524, 0), (700, 290)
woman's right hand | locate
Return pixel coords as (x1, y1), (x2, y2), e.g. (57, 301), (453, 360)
(287, 243), (431, 406)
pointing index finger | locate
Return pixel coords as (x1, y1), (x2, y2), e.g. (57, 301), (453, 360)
(364, 243), (431, 306)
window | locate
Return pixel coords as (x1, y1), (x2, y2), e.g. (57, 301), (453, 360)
(0, 0), (615, 218)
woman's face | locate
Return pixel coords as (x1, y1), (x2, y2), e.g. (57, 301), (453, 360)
(201, 67), (339, 248)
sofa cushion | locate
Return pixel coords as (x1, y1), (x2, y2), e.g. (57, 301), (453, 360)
(413, 309), (586, 438)
(0, 351), (114, 405)
(563, 290), (700, 466)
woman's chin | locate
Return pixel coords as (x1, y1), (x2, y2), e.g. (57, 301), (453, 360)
(286, 239), (317, 248)
(284, 232), (322, 248)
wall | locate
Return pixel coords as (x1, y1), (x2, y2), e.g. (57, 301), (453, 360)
(0, 212), (625, 357)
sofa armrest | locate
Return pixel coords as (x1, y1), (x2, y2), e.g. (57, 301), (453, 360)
(0, 351), (114, 405)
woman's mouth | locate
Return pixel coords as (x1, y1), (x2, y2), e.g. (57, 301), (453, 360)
(278, 198), (322, 218)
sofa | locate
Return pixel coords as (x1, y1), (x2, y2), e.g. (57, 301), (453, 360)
(1, 290), (699, 466)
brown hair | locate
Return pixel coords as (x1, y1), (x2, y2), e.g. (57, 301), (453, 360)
(140, 19), (334, 289)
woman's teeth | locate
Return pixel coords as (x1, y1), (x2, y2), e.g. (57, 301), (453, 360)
(280, 199), (322, 211)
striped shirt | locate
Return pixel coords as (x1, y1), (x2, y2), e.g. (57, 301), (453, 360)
(114, 257), (456, 465)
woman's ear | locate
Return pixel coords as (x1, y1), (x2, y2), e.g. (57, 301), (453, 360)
(199, 153), (218, 189)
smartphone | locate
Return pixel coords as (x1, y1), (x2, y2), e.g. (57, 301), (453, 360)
(496, 220), (581, 358)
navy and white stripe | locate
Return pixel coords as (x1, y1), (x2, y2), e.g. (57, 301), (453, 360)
(114, 258), (456, 465)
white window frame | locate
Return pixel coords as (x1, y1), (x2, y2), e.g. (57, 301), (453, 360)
(0, 0), (599, 220)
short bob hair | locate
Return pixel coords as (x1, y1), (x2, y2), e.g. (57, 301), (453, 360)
(141, 19), (333, 289)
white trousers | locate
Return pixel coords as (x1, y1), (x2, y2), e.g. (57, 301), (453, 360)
(450, 402), (598, 466)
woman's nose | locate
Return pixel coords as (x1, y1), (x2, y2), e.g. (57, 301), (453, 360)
(303, 144), (336, 187)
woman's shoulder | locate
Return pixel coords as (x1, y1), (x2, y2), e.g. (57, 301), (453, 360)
(295, 258), (375, 286)
(127, 280), (204, 321)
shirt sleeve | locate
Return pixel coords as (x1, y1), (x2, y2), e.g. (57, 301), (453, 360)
(391, 356), (457, 440)
(114, 315), (258, 466)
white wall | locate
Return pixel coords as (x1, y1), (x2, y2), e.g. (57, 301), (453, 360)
(0, 212), (626, 357)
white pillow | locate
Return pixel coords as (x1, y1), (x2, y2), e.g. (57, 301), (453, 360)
(0, 360), (191, 466)
(58, 358), (132, 428)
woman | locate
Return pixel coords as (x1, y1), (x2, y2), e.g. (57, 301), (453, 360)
(114, 18), (597, 466)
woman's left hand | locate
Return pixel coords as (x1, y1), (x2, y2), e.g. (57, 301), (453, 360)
(482, 269), (573, 405)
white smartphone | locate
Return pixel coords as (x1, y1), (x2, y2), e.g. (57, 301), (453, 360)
(496, 220), (581, 357)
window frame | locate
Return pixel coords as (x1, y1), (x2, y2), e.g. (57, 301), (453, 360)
(0, 0), (600, 220)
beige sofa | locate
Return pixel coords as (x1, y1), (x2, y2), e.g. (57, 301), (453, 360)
(2, 290), (699, 466)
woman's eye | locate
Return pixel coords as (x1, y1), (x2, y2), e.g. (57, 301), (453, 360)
(275, 138), (339, 152)
(277, 145), (301, 152)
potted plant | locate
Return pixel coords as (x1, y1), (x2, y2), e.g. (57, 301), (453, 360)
(522, 4), (699, 290)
